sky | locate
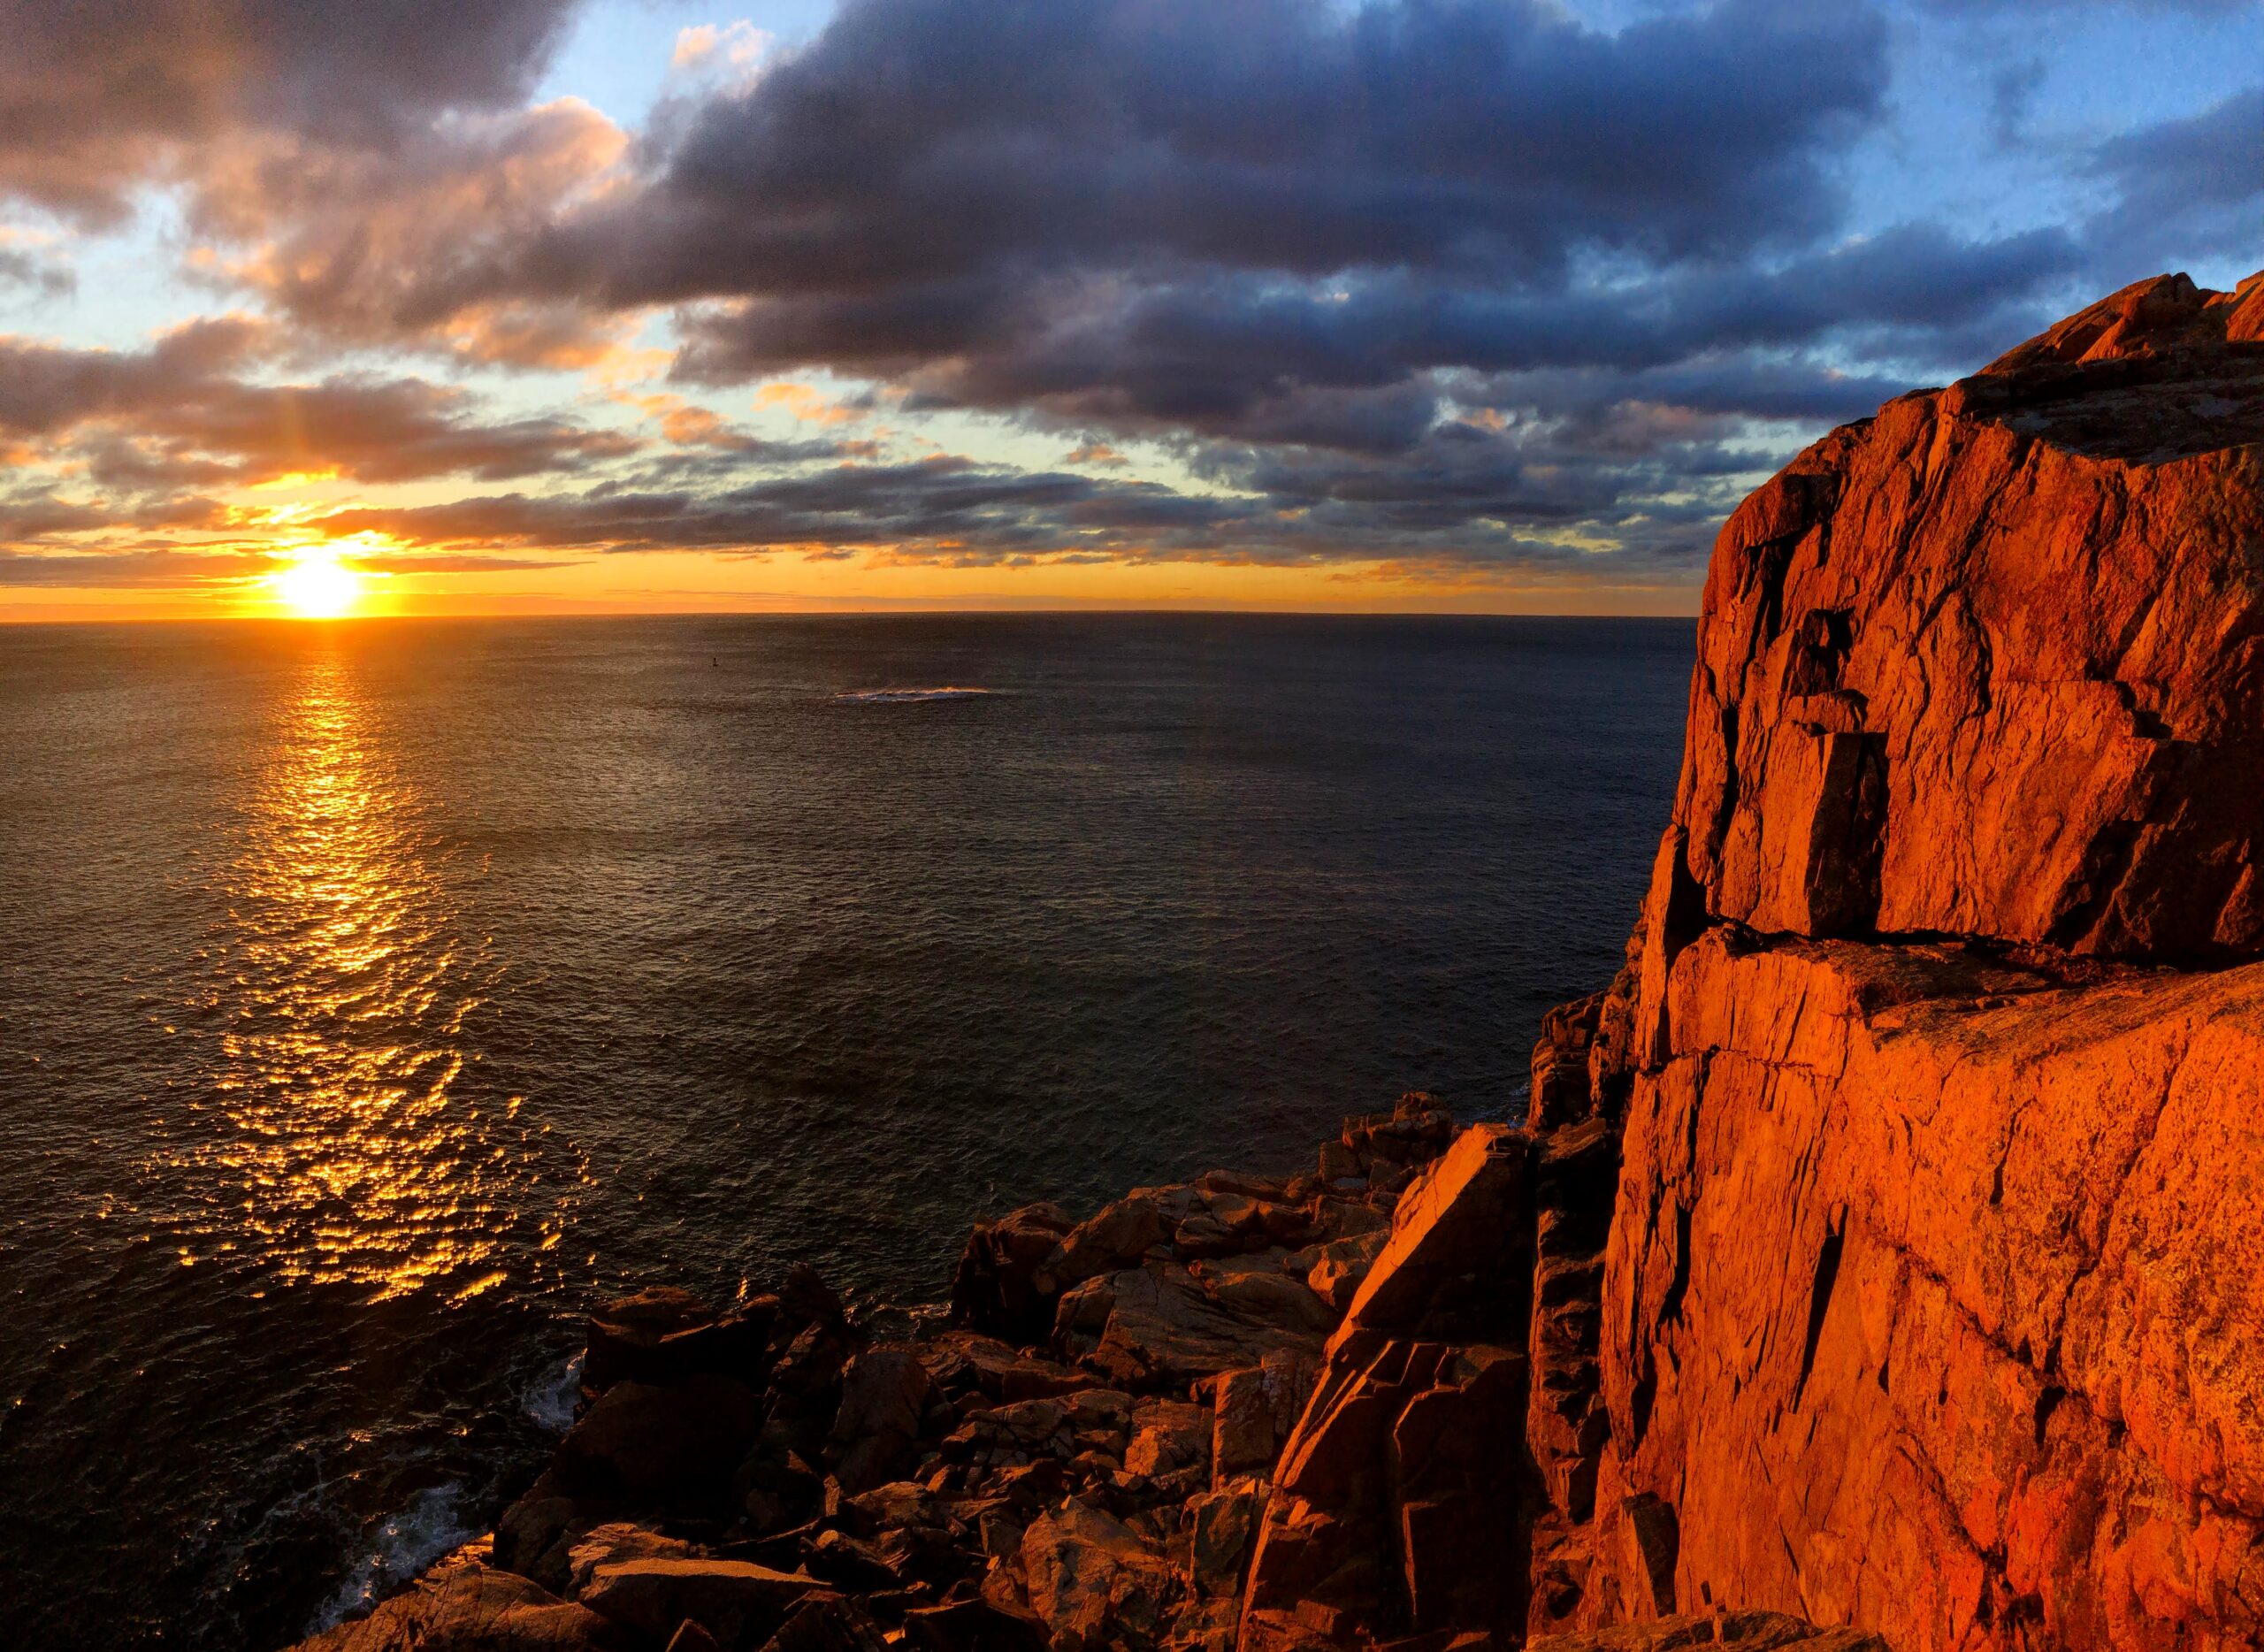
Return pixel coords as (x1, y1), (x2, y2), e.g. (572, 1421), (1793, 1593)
(0, 0), (2255, 621)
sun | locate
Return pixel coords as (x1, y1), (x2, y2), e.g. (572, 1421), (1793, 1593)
(272, 549), (364, 619)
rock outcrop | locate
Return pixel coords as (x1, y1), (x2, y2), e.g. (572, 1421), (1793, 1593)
(291, 270), (2263, 1652)
(1534, 268), (2264, 1650)
(1677, 270), (2264, 960)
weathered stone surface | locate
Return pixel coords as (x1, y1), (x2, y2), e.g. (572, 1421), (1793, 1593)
(829, 1347), (942, 1494)
(1124, 1396), (1212, 1480)
(1242, 1125), (1535, 1651)
(1588, 931), (2264, 1648)
(953, 1205), (1078, 1344)
(585, 1288), (771, 1393)
(1081, 1263), (1328, 1388)
(298, 1559), (624, 1652)
(580, 1556), (822, 1648)
(1531, 1610), (1890, 1652)
(923, 1331), (1096, 1404)
(1668, 269), (2264, 960)
(556, 1376), (764, 1501)
(565, 1523), (699, 1596)
(1334, 1124), (1530, 1344)
(1020, 1497), (1178, 1652)
(1187, 1478), (1265, 1598)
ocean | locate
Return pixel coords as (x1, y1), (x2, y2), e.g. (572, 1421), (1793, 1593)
(0, 613), (1689, 1649)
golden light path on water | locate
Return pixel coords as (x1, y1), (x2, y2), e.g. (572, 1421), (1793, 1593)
(177, 644), (582, 1302)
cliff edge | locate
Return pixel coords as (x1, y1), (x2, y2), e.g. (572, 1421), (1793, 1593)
(1531, 267), (2264, 1648)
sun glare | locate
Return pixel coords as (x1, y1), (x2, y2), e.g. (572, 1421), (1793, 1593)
(273, 550), (364, 619)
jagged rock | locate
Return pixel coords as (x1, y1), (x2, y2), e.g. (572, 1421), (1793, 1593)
(1082, 1263), (1330, 1388)
(923, 1331), (1096, 1404)
(1531, 1612), (1889, 1652)
(1185, 1477), (1264, 1597)
(494, 1474), (590, 1595)
(829, 1348), (943, 1494)
(1242, 1124), (1535, 1651)
(585, 1288), (773, 1394)
(1205, 1352), (1318, 1485)
(580, 1556), (822, 1648)
(756, 1592), (892, 1652)
(900, 1598), (1052, 1652)
(566, 1523), (700, 1596)
(669, 1621), (726, 1652)
(1300, 1232), (1388, 1312)
(1335, 1125), (1531, 1343)
(555, 1376), (764, 1503)
(1019, 1497), (1179, 1652)
(297, 1559), (624, 1651)
(1038, 1189), (1201, 1293)
(1669, 269), (2264, 960)
(779, 1266), (851, 1333)
(953, 1205), (1079, 1343)
(1123, 1397), (1212, 1480)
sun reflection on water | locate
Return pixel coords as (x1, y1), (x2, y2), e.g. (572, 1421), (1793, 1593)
(175, 646), (581, 1300)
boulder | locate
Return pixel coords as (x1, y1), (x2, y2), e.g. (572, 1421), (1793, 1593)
(828, 1347), (941, 1494)
(1084, 1265), (1329, 1388)
(1018, 1497), (1178, 1652)
(922, 1331), (1095, 1405)
(952, 1204), (1077, 1343)
(580, 1557), (822, 1649)
(1335, 1125), (1531, 1344)
(1122, 1397), (1212, 1480)
(566, 1523), (700, 1596)
(1184, 1478), (1264, 1597)
(555, 1376), (763, 1503)
(494, 1474), (589, 1594)
(1037, 1189), (1200, 1293)
(585, 1288), (772, 1393)
(1299, 1233), (1387, 1312)
(295, 1561), (623, 1652)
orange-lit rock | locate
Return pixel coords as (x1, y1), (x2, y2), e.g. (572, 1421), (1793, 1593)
(1674, 270), (2264, 959)
(1583, 936), (2264, 1648)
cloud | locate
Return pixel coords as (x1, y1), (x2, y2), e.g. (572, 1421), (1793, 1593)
(4, 0), (2245, 599)
(0, 1), (579, 224)
(2085, 86), (2264, 262)
(0, 325), (639, 487)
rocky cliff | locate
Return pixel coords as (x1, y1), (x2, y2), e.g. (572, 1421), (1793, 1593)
(1528, 268), (2264, 1647)
(286, 270), (2264, 1652)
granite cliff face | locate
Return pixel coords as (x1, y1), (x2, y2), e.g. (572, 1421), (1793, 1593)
(1533, 268), (2264, 1647)
(1674, 270), (2264, 958)
(287, 271), (2263, 1652)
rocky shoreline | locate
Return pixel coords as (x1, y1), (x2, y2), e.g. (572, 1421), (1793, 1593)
(294, 265), (2264, 1652)
(296, 1094), (1873, 1652)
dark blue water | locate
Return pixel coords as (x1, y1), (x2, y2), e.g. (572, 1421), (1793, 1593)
(0, 614), (1688, 1649)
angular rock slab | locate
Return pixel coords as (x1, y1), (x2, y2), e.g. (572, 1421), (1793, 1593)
(1670, 269), (2264, 959)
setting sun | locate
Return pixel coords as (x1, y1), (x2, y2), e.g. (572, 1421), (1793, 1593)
(272, 550), (364, 619)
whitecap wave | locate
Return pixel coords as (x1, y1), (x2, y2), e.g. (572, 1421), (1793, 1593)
(312, 1483), (476, 1630)
(833, 686), (992, 703)
(522, 1351), (583, 1434)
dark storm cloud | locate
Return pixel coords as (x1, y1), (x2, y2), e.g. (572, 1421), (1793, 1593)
(307, 438), (1737, 583)
(2085, 86), (2264, 263)
(0, 1), (579, 223)
(287, 0), (1899, 381)
(0, 328), (639, 486)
